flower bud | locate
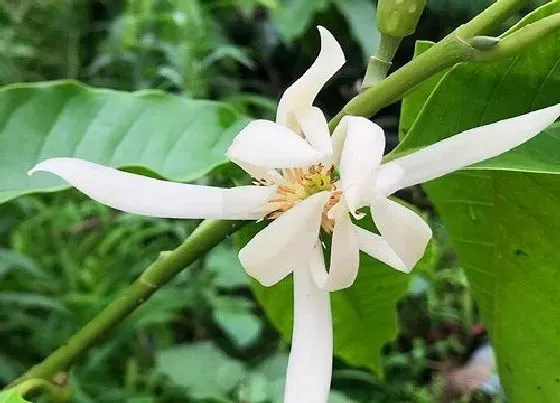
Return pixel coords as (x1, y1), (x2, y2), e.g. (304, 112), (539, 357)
(376, 0), (427, 37)
(470, 35), (500, 51)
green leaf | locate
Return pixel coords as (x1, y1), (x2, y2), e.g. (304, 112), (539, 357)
(254, 354), (289, 402)
(0, 355), (23, 384)
(0, 389), (30, 403)
(334, 0), (380, 62)
(237, 372), (269, 402)
(271, 0), (330, 43)
(206, 241), (250, 288)
(397, 41), (442, 141)
(0, 249), (47, 280)
(242, 222), (410, 372)
(156, 342), (246, 400)
(212, 296), (263, 349)
(328, 390), (358, 403)
(0, 80), (250, 204)
(397, 3), (560, 401)
(253, 353), (358, 402)
(0, 292), (68, 313)
(256, 353), (290, 381)
(129, 289), (196, 328)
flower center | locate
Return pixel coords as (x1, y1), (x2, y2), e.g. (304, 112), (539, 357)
(303, 171), (333, 196)
(263, 164), (341, 231)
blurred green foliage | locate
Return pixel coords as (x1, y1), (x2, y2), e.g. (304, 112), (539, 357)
(0, 0), (545, 401)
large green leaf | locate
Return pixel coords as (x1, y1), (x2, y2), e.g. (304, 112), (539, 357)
(243, 222), (411, 372)
(397, 41), (442, 141)
(0, 81), (250, 204)
(397, 3), (560, 401)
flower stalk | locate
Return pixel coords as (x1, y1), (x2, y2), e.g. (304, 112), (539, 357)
(361, 34), (403, 89)
(362, 0), (427, 89)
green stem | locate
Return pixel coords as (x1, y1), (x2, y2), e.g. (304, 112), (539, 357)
(475, 11), (560, 61)
(454, 0), (527, 38)
(11, 379), (68, 401)
(8, 219), (243, 387)
(362, 34), (403, 89)
(329, 0), (530, 130)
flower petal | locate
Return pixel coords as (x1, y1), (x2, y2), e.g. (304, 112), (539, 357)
(380, 104), (560, 194)
(309, 205), (359, 291)
(276, 26), (345, 129)
(284, 263), (332, 403)
(293, 107), (333, 158)
(29, 158), (276, 219)
(238, 191), (330, 286)
(371, 198), (432, 272)
(354, 225), (408, 272)
(229, 159), (286, 185)
(374, 162), (405, 198)
(337, 117), (386, 213)
(226, 119), (325, 169)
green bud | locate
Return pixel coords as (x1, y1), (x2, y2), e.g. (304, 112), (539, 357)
(376, 0), (427, 37)
(470, 35), (501, 51)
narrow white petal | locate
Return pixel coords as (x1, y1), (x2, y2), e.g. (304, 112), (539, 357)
(284, 264), (332, 403)
(238, 191), (330, 286)
(381, 104), (560, 194)
(226, 119), (325, 168)
(354, 225), (408, 272)
(371, 198), (432, 272)
(276, 26), (345, 129)
(30, 158), (276, 219)
(338, 117), (386, 213)
(309, 205), (359, 291)
(293, 107), (333, 158)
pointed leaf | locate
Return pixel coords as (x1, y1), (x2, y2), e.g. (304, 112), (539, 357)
(397, 3), (560, 401)
(0, 81), (250, 204)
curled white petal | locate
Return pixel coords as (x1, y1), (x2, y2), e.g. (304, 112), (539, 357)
(337, 117), (386, 213)
(284, 260), (332, 403)
(293, 107), (333, 159)
(276, 26), (345, 129)
(370, 198), (432, 272)
(380, 103), (560, 194)
(238, 191), (330, 286)
(354, 225), (408, 272)
(309, 204), (359, 291)
(226, 119), (325, 169)
(29, 158), (276, 219)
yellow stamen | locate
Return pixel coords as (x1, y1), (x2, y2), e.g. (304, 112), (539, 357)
(260, 164), (341, 231)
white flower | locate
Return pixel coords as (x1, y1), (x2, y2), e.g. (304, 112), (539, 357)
(29, 26), (560, 403)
